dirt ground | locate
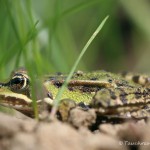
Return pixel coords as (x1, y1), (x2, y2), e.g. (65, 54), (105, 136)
(0, 107), (150, 150)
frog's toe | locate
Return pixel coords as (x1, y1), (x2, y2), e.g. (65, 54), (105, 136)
(58, 99), (76, 121)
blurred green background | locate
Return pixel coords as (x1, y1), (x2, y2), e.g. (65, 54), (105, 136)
(0, 0), (150, 80)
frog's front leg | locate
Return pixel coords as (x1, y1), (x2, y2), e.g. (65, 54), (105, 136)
(0, 88), (34, 117)
(57, 99), (76, 121)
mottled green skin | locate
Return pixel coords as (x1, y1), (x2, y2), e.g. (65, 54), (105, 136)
(43, 70), (150, 119)
(44, 70), (138, 104)
(45, 82), (94, 104)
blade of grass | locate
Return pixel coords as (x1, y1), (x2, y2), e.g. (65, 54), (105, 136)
(4, 0), (22, 45)
(50, 15), (109, 118)
(27, 69), (39, 120)
(61, 0), (102, 18)
(21, 3), (40, 119)
(15, 20), (39, 66)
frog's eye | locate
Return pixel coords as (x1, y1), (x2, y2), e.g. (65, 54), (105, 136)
(10, 74), (30, 91)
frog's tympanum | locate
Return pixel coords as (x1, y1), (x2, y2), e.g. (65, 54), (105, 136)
(0, 68), (150, 120)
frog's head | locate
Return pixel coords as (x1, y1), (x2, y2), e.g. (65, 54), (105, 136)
(0, 69), (32, 116)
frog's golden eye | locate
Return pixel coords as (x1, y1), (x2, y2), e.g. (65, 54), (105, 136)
(10, 73), (30, 91)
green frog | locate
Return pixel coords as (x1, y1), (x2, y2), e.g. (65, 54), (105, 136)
(0, 68), (150, 120)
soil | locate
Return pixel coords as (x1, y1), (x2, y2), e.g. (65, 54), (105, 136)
(0, 107), (150, 150)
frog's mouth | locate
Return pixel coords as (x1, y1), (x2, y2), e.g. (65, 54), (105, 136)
(0, 90), (34, 116)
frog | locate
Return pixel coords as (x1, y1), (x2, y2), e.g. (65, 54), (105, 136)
(0, 68), (150, 121)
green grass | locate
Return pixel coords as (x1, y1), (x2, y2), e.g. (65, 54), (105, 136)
(50, 16), (109, 117)
(1, 0), (150, 76)
(0, 0), (109, 119)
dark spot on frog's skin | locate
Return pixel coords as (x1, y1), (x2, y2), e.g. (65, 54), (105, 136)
(135, 93), (141, 99)
(119, 90), (128, 96)
(90, 77), (98, 80)
(136, 88), (143, 95)
(53, 81), (62, 88)
(115, 82), (120, 86)
(82, 86), (92, 92)
(146, 88), (150, 94)
(96, 87), (101, 91)
(109, 90), (117, 100)
(132, 75), (140, 83)
(81, 86), (100, 93)
(47, 92), (53, 99)
(119, 90), (128, 104)
(68, 87), (74, 91)
(137, 87), (141, 92)
(116, 80), (129, 87)
(135, 88), (148, 99)
(143, 105), (150, 112)
(135, 89), (141, 94)
(119, 95), (128, 104)
(108, 79), (113, 83)
(143, 89), (148, 97)
(74, 71), (84, 77)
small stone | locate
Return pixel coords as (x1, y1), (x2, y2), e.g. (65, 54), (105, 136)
(68, 108), (96, 128)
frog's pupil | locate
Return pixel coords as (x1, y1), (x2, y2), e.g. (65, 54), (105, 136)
(11, 77), (23, 85)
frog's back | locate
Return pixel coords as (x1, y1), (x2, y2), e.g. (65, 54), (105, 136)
(44, 70), (140, 104)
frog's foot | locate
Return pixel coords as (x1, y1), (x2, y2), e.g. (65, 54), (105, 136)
(57, 99), (76, 121)
(38, 97), (77, 121)
(36, 97), (53, 120)
(39, 98), (90, 122)
(57, 99), (96, 128)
